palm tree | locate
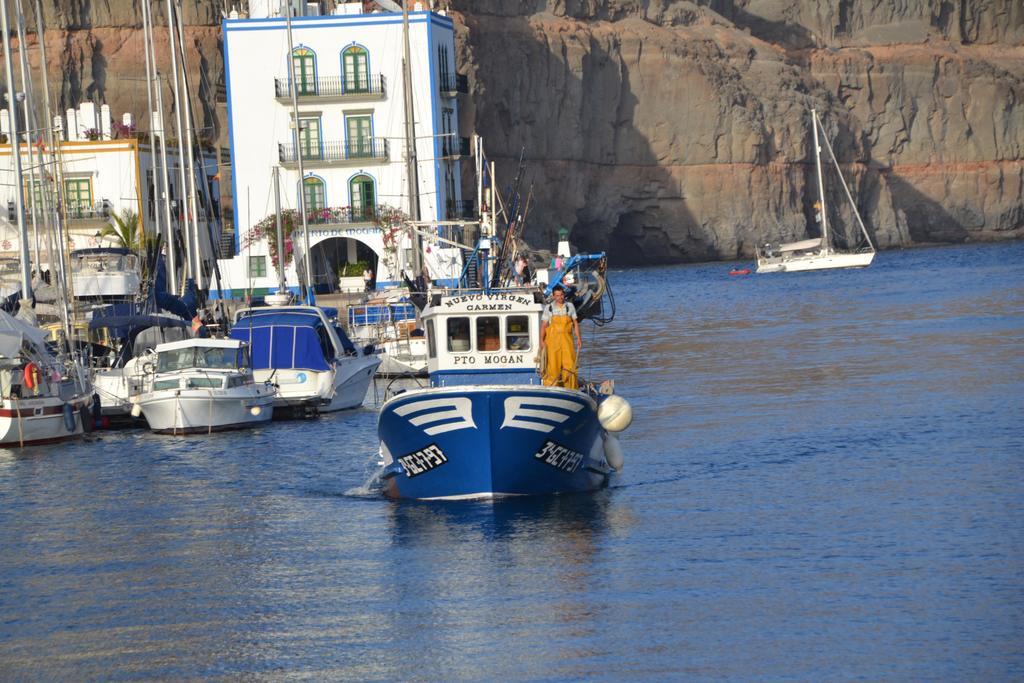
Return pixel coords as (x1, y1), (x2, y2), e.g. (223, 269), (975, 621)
(100, 209), (141, 251)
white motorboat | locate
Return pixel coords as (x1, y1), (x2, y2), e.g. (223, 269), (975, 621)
(134, 338), (275, 434)
(0, 311), (92, 447)
(230, 305), (381, 416)
(757, 109), (876, 274)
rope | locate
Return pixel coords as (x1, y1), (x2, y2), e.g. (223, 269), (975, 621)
(14, 396), (23, 448)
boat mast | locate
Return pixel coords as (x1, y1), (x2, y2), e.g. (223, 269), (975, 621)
(32, 0), (57, 286)
(283, 0), (313, 304)
(272, 166), (287, 294)
(13, 0), (41, 274)
(811, 108), (830, 255)
(172, 0), (204, 291)
(139, 0), (163, 269)
(143, 0), (178, 294)
(1, 0), (33, 301)
(32, 0), (76, 353)
(401, 2), (422, 277)
(165, 0), (193, 289)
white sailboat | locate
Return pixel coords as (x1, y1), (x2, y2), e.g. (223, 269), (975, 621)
(756, 109), (876, 273)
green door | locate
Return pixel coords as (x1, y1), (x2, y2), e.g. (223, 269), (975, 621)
(302, 177), (325, 212)
(343, 47), (369, 92)
(64, 178), (92, 218)
(346, 115), (372, 158)
(298, 117), (322, 160)
(349, 175), (375, 221)
(292, 48), (317, 96)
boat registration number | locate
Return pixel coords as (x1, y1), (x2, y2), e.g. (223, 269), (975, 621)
(534, 440), (584, 474)
(398, 444), (448, 478)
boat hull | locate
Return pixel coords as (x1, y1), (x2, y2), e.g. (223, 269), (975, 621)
(0, 396), (88, 447)
(757, 250), (875, 273)
(256, 355), (380, 415)
(378, 386), (613, 500)
(138, 390), (274, 434)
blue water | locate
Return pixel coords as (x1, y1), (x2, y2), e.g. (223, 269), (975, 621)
(1, 242), (1022, 680)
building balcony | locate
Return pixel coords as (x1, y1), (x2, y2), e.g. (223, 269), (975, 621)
(278, 139), (390, 168)
(304, 206), (379, 226)
(439, 72), (468, 97)
(66, 201), (112, 226)
(441, 136), (471, 160)
(274, 74), (387, 103)
(445, 199), (476, 221)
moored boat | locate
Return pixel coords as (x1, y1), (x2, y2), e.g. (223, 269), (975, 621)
(134, 338), (274, 434)
(756, 109), (876, 274)
(229, 305), (381, 417)
(0, 311), (91, 447)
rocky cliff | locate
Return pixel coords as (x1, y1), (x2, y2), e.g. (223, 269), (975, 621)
(3, 0), (1023, 263)
(449, 0), (1024, 262)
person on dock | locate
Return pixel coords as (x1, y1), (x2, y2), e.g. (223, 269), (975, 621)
(540, 285), (582, 389)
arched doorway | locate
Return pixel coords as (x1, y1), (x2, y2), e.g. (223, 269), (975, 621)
(310, 236), (379, 293)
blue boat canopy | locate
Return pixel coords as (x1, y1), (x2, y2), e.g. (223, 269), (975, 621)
(229, 312), (332, 371)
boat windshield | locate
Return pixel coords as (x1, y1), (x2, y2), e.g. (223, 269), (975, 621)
(157, 346), (245, 372)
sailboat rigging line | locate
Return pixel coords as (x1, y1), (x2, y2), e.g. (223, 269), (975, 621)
(816, 115), (876, 251)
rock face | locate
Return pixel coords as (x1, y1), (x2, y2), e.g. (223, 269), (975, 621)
(3, 0), (1023, 264)
(450, 0), (1024, 262)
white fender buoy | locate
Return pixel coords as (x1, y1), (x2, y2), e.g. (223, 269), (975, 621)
(603, 433), (624, 470)
(250, 406), (262, 417)
(598, 395), (633, 432)
(130, 403), (143, 418)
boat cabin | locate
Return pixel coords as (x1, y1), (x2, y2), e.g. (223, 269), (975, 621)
(149, 339), (254, 391)
(69, 248), (142, 299)
(422, 291), (543, 387)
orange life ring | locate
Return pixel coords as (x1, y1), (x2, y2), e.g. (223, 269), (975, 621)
(23, 362), (40, 390)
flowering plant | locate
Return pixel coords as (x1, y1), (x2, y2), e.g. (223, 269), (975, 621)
(242, 204), (408, 275)
(111, 121), (136, 140)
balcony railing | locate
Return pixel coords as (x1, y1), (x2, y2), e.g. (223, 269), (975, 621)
(441, 136), (471, 159)
(66, 201), (112, 221)
(274, 74), (387, 100)
(445, 200), (476, 220)
(439, 72), (468, 96)
(304, 206), (379, 226)
(278, 138), (389, 167)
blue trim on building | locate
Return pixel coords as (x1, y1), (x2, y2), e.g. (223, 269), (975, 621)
(222, 11), (446, 32)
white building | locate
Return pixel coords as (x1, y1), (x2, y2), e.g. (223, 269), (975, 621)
(215, 1), (469, 300)
(0, 140), (222, 267)
(0, 104), (222, 272)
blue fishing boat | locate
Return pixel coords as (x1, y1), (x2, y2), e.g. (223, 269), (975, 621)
(378, 250), (632, 500)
